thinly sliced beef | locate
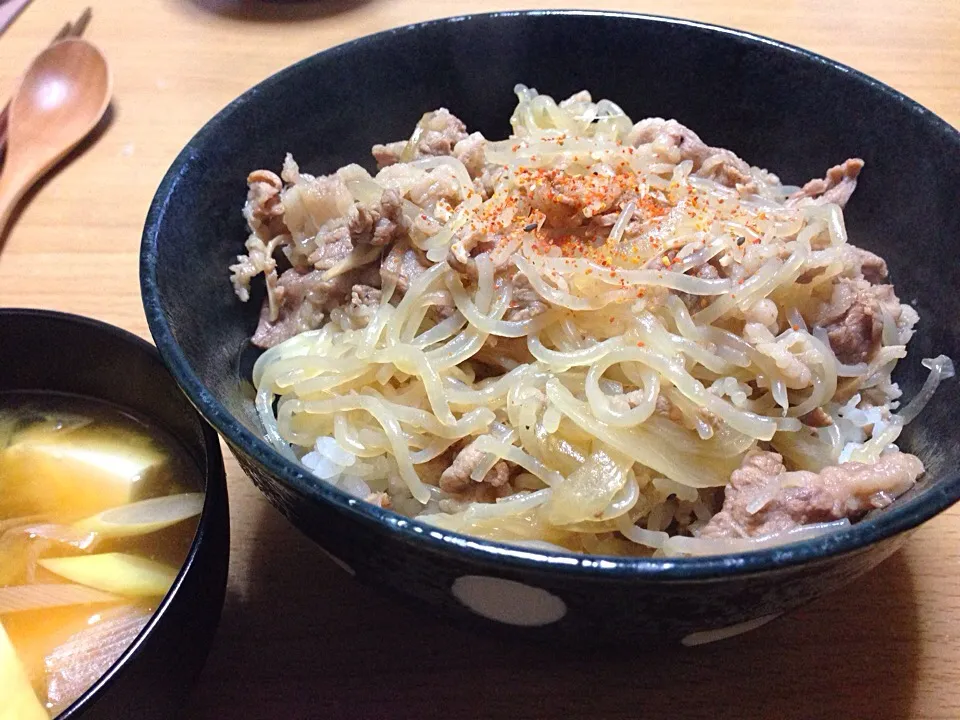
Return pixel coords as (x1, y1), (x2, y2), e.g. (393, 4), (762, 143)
(628, 118), (707, 158)
(626, 118), (778, 194)
(372, 108), (469, 168)
(407, 165), (462, 209)
(453, 132), (487, 178)
(371, 141), (407, 169)
(243, 169), (286, 240)
(230, 234), (283, 303)
(700, 450), (924, 538)
(447, 234), (518, 278)
(798, 244), (890, 286)
(698, 150), (757, 190)
(847, 246), (888, 284)
(439, 438), (511, 494)
(346, 188), (409, 247)
(412, 211), (443, 239)
(504, 273), (547, 322)
(526, 169), (625, 222)
(416, 108), (468, 152)
(380, 241), (431, 294)
(474, 165), (505, 198)
(471, 337), (535, 371)
(307, 225), (353, 271)
(815, 278), (907, 364)
(447, 228), (496, 275)
(343, 284), (382, 328)
(280, 173), (353, 250)
(252, 268), (355, 348)
(787, 158), (864, 209)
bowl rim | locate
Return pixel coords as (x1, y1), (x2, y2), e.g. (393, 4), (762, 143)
(0, 308), (229, 718)
(140, 9), (960, 581)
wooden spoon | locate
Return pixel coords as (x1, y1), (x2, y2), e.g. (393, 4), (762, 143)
(0, 38), (111, 238)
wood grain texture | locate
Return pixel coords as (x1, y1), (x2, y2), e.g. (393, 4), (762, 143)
(0, 1), (957, 717)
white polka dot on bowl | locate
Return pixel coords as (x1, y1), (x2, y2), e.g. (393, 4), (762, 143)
(451, 575), (567, 626)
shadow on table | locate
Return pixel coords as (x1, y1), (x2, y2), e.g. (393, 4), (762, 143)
(179, 0), (375, 22)
(188, 493), (921, 720)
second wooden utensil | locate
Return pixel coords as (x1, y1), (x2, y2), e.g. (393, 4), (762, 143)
(0, 0), (36, 39)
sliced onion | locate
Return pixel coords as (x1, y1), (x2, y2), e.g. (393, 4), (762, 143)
(541, 448), (628, 525)
(38, 553), (179, 598)
(0, 584), (121, 614)
(45, 605), (153, 716)
(75, 493), (204, 538)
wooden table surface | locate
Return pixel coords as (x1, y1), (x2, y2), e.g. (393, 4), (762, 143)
(1, 0), (958, 717)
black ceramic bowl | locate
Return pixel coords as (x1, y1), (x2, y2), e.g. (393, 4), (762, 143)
(141, 11), (960, 644)
(0, 309), (229, 716)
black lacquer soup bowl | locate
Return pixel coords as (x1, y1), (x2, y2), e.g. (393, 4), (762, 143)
(0, 309), (229, 715)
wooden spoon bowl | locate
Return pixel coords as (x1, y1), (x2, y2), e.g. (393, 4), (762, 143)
(0, 38), (111, 237)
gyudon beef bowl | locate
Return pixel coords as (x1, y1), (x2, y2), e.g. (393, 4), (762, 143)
(141, 11), (960, 643)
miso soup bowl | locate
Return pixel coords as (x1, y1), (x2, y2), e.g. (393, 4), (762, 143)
(140, 11), (960, 645)
(0, 309), (230, 717)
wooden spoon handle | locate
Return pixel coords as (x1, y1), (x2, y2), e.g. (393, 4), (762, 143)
(0, 168), (27, 239)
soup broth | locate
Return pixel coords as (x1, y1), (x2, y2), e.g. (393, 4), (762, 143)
(0, 392), (204, 718)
